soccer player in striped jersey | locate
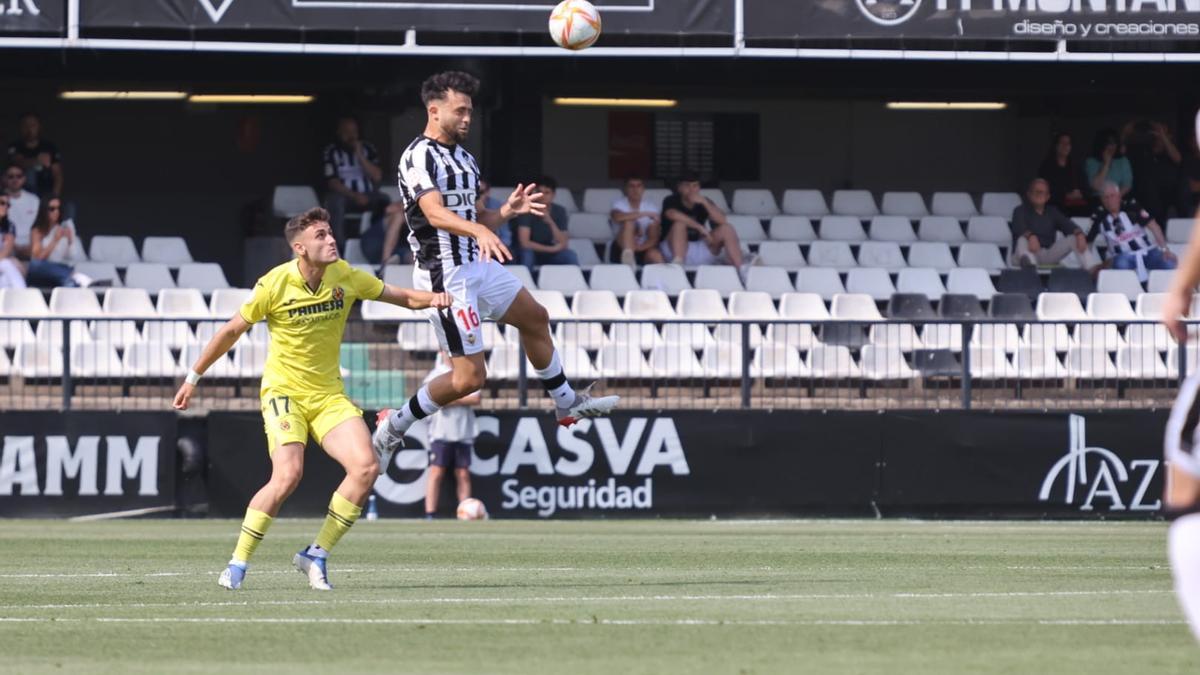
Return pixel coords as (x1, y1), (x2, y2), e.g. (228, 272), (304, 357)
(1162, 112), (1200, 642)
(173, 207), (450, 591)
(372, 71), (618, 468)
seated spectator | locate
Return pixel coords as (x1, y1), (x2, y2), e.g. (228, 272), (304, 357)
(660, 173), (752, 273)
(0, 196), (26, 289)
(478, 179), (513, 249)
(514, 176), (578, 270)
(1089, 182), (1176, 281)
(1038, 132), (1089, 217)
(1125, 119), (1184, 225)
(610, 176), (664, 267)
(27, 196), (92, 288)
(6, 113), (62, 201)
(1010, 178), (1098, 270)
(322, 115), (390, 244)
(4, 163), (38, 257)
(1085, 128), (1133, 201)
(364, 201), (412, 268)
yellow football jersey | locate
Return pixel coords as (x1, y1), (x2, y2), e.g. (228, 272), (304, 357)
(239, 259), (384, 396)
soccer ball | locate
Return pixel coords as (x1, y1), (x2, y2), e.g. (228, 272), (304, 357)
(549, 0), (602, 51)
(457, 498), (488, 521)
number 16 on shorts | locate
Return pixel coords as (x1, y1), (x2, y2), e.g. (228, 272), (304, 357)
(434, 303), (483, 355)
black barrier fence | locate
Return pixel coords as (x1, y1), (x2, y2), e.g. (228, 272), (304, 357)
(0, 411), (177, 517)
(0, 315), (1192, 413)
(207, 409), (1167, 519)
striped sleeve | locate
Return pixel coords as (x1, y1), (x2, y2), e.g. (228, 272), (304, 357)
(401, 144), (439, 201)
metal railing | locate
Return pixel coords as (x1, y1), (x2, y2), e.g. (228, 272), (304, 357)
(0, 315), (1191, 412)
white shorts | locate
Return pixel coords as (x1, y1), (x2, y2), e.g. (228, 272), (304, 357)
(660, 239), (727, 266)
(1166, 372), (1200, 478)
(412, 260), (523, 356)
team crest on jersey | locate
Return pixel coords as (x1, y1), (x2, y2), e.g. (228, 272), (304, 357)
(279, 420), (291, 432)
(466, 333), (477, 345)
(855, 0), (922, 27)
(332, 286), (345, 302)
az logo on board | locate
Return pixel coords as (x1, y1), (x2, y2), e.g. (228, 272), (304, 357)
(855, 0), (923, 27)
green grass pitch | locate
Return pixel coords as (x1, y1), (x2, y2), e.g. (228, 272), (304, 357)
(1, 519), (1197, 674)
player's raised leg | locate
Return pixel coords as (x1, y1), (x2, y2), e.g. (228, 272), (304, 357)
(293, 416), (378, 591)
(219, 442), (305, 590)
(375, 350), (483, 464)
(501, 288), (618, 426)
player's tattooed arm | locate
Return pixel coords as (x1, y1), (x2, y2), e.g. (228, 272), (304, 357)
(379, 285), (452, 310)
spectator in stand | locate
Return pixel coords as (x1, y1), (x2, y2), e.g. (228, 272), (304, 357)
(322, 115), (390, 244)
(1085, 128), (1133, 201)
(1011, 178), (1098, 270)
(422, 351), (480, 520)
(0, 196), (26, 289)
(514, 175), (578, 270)
(1038, 132), (1089, 217)
(478, 179), (513, 249)
(6, 113), (62, 200)
(4, 163), (38, 257)
(27, 196), (93, 288)
(1090, 181), (1176, 281)
(660, 173), (753, 274)
(1125, 119), (1184, 225)
(610, 176), (664, 267)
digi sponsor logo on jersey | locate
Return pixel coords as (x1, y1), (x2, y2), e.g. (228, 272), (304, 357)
(1037, 414), (1160, 512)
(440, 190), (477, 209)
(374, 416), (689, 516)
(0, 434), (162, 497)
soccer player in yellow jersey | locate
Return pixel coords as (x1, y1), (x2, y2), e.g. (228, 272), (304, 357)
(172, 207), (449, 591)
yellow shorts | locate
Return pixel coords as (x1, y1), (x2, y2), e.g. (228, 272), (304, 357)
(260, 389), (363, 454)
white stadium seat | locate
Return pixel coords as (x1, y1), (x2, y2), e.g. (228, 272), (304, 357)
(624, 289), (675, 318)
(89, 235), (140, 265)
(397, 322), (440, 351)
(644, 188), (672, 206)
(980, 192), (1023, 218)
(343, 239), (368, 265)
(234, 343), (270, 377)
(946, 268), (997, 301)
(35, 319), (92, 346)
(917, 216), (966, 243)
(700, 343), (744, 378)
(701, 188), (731, 213)
(868, 216), (918, 242)
(806, 241), (857, 270)
(860, 344), (916, 380)
(156, 288), (208, 317)
(569, 213), (614, 242)
(0, 319), (35, 349)
(596, 342), (656, 379)
(831, 293), (883, 321)
(1036, 292), (1086, 321)
(71, 342), (123, 378)
(571, 290), (623, 319)
(956, 243), (1006, 273)
(896, 268), (947, 302)
(505, 264), (537, 290)
(856, 242), (906, 270)
(122, 341), (182, 378)
(676, 289), (728, 320)
(868, 324), (923, 352)
(1066, 346), (1119, 379)
(14, 341), (64, 378)
(1117, 345), (1171, 379)
(751, 342), (810, 378)
(970, 323), (1021, 353)
(73, 262), (122, 287)
(49, 287), (103, 317)
(382, 264), (413, 289)
(845, 268), (896, 302)
(648, 343), (705, 378)
(906, 242), (957, 271)
(103, 288), (156, 317)
(808, 344), (862, 379)
(931, 192), (978, 219)
(1015, 345), (1067, 379)
(180, 343), (236, 378)
(209, 288), (253, 319)
(124, 263), (176, 292)
(1096, 269), (1144, 302)
(640, 264), (691, 295)
(141, 236), (194, 265)
(831, 190), (878, 217)
(794, 268), (846, 300)
(757, 241), (806, 268)
(745, 267), (795, 299)
(966, 216), (1012, 246)
(731, 189), (779, 217)
(693, 265), (744, 298)
(880, 191), (928, 219)
(537, 265), (589, 295)
(1147, 270), (1174, 294)
(529, 290), (571, 320)
(727, 215), (768, 244)
(272, 185), (319, 218)
(568, 239), (603, 269)
(589, 264), (640, 294)
(582, 188), (623, 215)
(1168, 218), (1193, 245)
(177, 263), (230, 293)
(771, 292), (827, 348)
(819, 216), (868, 242)
(969, 347), (1016, 379)
(0, 288), (48, 316)
(781, 189), (829, 218)
(768, 216), (818, 243)
(554, 188), (578, 214)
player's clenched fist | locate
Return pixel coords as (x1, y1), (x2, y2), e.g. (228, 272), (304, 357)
(172, 382), (194, 411)
(429, 291), (452, 309)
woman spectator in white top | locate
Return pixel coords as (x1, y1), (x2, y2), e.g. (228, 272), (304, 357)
(27, 196), (91, 288)
(609, 176), (665, 267)
(0, 196), (27, 288)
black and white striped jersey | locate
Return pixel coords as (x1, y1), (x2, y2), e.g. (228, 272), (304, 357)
(1091, 202), (1157, 257)
(322, 142), (379, 194)
(397, 135), (482, 271)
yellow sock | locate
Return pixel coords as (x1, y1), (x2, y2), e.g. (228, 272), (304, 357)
(232, 508), (273, 563)
(314, 492), (362, 553)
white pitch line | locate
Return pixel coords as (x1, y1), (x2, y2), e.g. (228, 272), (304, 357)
(0, 616), (1186, 627)
(0, 566), (583, 579)
(0, 589), (1172, 611)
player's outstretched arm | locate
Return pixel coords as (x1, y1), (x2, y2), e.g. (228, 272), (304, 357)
(1163, 213), (1200, 343)
(378, 284), (452, 311)
(418, 190), (512, 263)
(172, 315), (251, 410)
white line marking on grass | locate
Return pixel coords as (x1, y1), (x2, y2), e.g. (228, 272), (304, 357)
(0, 589), (1172, 612)
(0, 567), (582, 579)
(0, 617), (1185, 627)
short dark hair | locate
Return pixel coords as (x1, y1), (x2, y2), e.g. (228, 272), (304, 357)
(624, 176), (645, 185)
(5, 162), (24, 176)
(421, 71), (480, 106)
(537, 175), (558, 192)
(284, 207), (330, 243)
(676, 171), (701, 186)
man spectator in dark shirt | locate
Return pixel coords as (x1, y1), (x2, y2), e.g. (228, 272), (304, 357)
(7, 113), (62, 200)
(322, 115), (390, 244)
(1089, 181), (1176, 281)
(660, 173), (751, 274)
(1011, 178), (1098, 270)
(514, 175), (578, 271)
(1125, 119), (1183, 225)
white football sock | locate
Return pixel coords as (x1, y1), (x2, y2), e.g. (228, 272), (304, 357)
(389, 385), (441, 434)
(1170, 512), (1200, 643)
(535, 350), (576, 408)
